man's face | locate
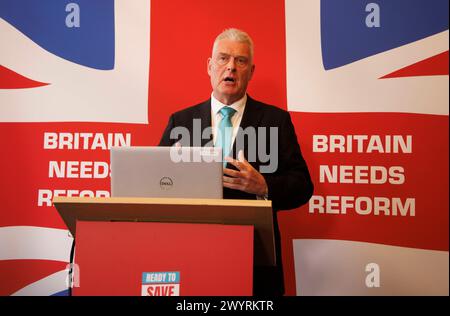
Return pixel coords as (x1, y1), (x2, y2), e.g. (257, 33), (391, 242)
(207, 39), (255, 105)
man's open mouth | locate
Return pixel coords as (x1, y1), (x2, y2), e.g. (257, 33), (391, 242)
(223, 77), (236, 83)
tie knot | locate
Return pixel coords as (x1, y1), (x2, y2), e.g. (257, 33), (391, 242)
(219, 106), (236, 118)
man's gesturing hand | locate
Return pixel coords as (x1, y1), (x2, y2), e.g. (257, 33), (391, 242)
(223, 150), (268, 196)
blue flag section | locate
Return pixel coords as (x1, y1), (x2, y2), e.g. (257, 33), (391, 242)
(320, 0), (449, 69)
(0, 0), (115, 70)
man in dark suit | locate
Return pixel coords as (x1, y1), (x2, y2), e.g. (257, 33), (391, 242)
(159, 28), (313, 295)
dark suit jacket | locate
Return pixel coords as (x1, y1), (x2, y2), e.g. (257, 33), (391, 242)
(159, 96), (314, 295)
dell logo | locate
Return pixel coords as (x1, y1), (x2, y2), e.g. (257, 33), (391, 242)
(160, 177), (173, 190)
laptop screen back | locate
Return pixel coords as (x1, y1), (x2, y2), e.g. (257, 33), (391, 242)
(110, 146), (223, 199)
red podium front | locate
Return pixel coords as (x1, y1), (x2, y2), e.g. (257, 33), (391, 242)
(53, 197), (275, 296)
(73, 221), (253, 296)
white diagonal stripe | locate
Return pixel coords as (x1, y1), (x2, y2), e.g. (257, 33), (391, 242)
(11, 269), (69, 296)
(0, 226), (73, 262)
(293, 239), (449, 295)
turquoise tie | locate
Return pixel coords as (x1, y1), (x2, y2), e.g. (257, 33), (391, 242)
(216, 106), (237, 165)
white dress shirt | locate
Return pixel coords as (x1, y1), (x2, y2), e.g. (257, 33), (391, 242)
(210, 93), (267, 200)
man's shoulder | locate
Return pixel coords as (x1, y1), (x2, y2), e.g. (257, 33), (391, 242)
(247, 97), (290, 120)
(170, 99), (210, 120)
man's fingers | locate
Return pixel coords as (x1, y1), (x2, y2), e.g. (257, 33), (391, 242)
(223, 181), (242, 190)
(223, 175), (233, 183)
(225, 156), (248, 171)
(223, 168), (241, 178)
(223, 175), (242, 184)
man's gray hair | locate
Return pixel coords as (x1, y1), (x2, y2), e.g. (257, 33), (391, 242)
(213, 28), (254, 61)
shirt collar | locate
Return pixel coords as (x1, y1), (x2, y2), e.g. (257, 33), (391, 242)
(211, 93), (247, 116)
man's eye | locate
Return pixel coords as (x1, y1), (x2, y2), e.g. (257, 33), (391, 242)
(237, 58), (248, 66)
(217, 55), (229, 64)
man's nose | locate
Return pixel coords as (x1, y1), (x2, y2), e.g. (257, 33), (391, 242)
(226, 57), (237, 71)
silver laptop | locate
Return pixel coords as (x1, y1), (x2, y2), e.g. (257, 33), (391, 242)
(110, 146), (223, 199)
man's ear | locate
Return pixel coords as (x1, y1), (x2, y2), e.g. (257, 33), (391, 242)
(249, 64), (256, 80)
(207, 57), (212, 76)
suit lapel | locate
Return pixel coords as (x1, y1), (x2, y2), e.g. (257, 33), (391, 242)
(197, 99), (213, 147)
(238, 95), (263, 132)
(231, 95), (263, 161)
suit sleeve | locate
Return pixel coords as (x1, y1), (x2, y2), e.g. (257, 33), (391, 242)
(158, 115), (175, 146)
(262, 112), (314, 211)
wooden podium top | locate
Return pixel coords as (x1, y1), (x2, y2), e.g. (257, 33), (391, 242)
(53, 196), (275, 266)
(54, 196), (271, 208)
